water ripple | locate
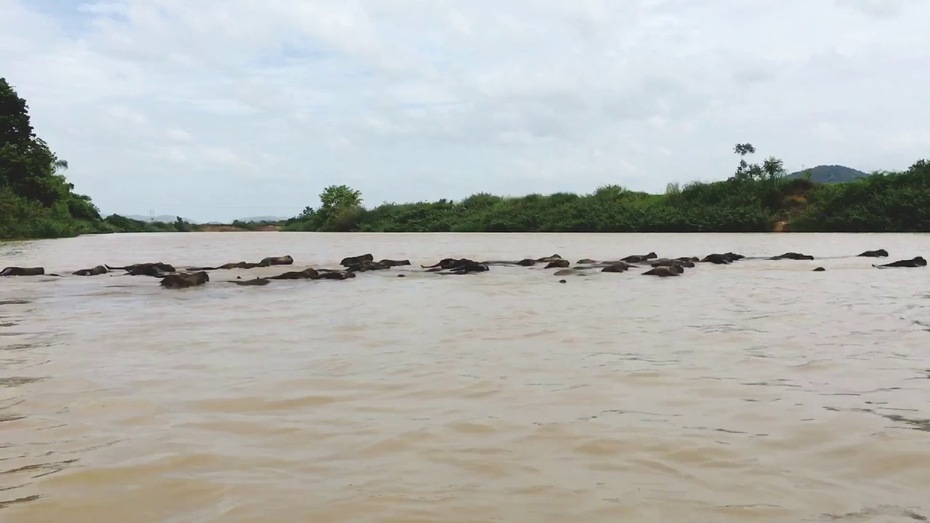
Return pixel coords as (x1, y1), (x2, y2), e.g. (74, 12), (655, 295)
(1, 232), (929, 522)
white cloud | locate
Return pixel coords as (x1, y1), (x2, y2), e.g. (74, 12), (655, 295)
(166, 129), (193, 143)
(106, 105), (148, 126)
(1, 0), (929, 221)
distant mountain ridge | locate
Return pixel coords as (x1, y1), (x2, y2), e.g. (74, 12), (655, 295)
(786, 164), (870, 183)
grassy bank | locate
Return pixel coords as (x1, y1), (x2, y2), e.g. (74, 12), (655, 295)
(282, 158), (930, 234)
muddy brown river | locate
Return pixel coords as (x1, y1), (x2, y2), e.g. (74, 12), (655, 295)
(2, 232), (929, 522)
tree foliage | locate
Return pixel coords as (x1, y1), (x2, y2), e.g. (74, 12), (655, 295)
(284, 147), (930, 233)
(1, 77), (101, 238)
(729, 142), (786, 184)
(285, 184), (365, 231)
(791, 159), (930, 232)
(320, 184), (362, 213)
(0, 78), (192, 239)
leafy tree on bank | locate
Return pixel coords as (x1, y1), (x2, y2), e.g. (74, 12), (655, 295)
(0, 78), (189, 239)
(286, 184), (366, 231)
(317, 184), (363, 231)
(1, 77), (102, 238)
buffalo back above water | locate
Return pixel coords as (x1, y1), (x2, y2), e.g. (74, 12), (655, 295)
(1, 267), (45, 276)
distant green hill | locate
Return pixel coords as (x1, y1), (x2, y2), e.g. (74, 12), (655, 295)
(785, 165), (869, 183)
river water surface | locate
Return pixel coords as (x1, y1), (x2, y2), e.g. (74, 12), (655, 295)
(2, 232), (930, 522)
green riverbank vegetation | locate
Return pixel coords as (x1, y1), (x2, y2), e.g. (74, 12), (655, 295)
(1, 77), (192, 240)
(284, 145), (930, 233)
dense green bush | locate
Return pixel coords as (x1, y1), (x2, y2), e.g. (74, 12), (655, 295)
(284, 158), (930, 233)
(792, 160), (930, 232)
(0, 77), (192, 240)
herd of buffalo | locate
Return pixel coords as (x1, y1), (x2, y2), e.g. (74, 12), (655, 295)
(1, 248), (926, 289)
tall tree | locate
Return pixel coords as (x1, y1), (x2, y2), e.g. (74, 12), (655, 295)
(733, 143), (756, 156)
(308, 184), (363, 231)
(0, 78), (34, 146)
(318, 184), (362, 217)
(320, 184), (362, 209)
(731, 143), (759, 182)
(730, 142), (784, 184)
(0, 77), (70, 206)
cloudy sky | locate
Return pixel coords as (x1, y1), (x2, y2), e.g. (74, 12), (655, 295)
(2, 0), (929, 222)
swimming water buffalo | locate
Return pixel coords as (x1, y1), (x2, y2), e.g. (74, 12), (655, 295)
(536, 254), (563, 263)
(858, 249), (889, 258)
(544, 259), (570, 269)
(73, 265), (108, 276)
(569, 259), (636, 269)
(106, 262), (176, 277)
(317, 270), (357, 280)
(421, 258), (462, 270)
(268, 268), (320, 280)
(701, 253), (742, 264)
(643, 266), (683, 277)
(160, 271), (209, 289)
(219, 262), (264, 270)
(341, 254), (374, 266)
(422, 258), (489, 274)
(874, 256), (927, 268)
(344, 259), (411, 272)
(622, 252), (658, 263)
(379, 259), (411, 267)
(184, 261), (256, 271)
(343, 260), (387, 272)
(186, 256), (292, 271)
(600, 262), (635, 273)
(770, 252), (815, 260)
(231, 277), (271, 286)
(482, 258), (540, 267)
(260, 255), (293, 266)
(702, 254), (729, 264)
(651, 257), (696, 268)
(1, 267), (45, 276)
